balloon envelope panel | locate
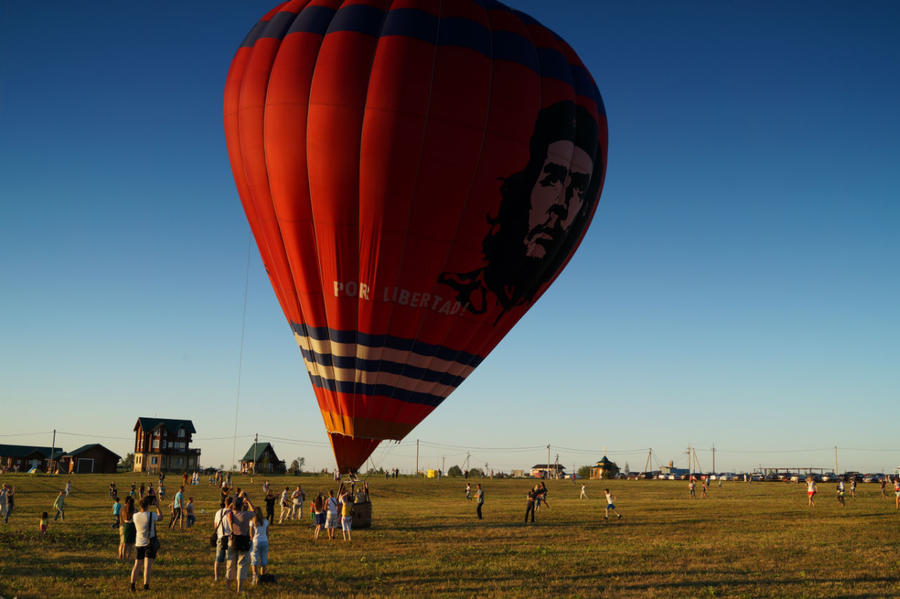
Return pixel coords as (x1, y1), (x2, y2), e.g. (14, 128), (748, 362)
(225, 0), (607, 472)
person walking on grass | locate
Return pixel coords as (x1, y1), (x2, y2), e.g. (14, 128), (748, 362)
(249, 506), (269, 585)
(849, 478), (856, 499)
(264, 489), (276, 526)
(64, 479), (72, 497)
(4, 484), (14, 524)
(169, 486), (185, 529)
(688, 478), (696, 499)
(53, 490), (65, 521)
(880, 477), (887, 498)
(603, 489), (623, 522)
(465, 482), (472, 501)
(579, 483), (588, 500)
(130, 496), (161, 592)
(278, 487), (291, 524)
(837, 479), (846, 507)
(475, 483), (484, 520)
(807, 477), (817, 507)
(894, 477), (900, 510)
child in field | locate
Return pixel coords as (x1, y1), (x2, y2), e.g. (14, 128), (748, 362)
(837, 479), (846, 506)
(603, 489), (623, 521)
(807, 477), (817, 507)
(185, 497), (195, 527)
(112, 496), (122, 528)
(40, 512), (48, 538)
(53, 490), (65, 521)
(688, 478), (696, 498)
(894, 477), (900, 510)
(579, 483), (588, 500)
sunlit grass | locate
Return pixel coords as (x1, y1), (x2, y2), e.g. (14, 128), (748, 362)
(0, 473), (897, 597)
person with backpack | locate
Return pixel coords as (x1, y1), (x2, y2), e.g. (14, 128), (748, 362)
(213, 496), (233, 583)
(226, 493), (255, 592)
(130, 497), (161, 592)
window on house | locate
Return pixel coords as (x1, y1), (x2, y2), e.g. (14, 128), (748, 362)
(152, 439), (159, 450)
(178, 427), (185, 438)
(151, 456), (158, 465)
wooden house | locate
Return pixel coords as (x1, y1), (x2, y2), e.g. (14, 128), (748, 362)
(0, 445), (65, 473)
(132, 417), (200, 473)
(60, 443), (121, 474)
(240, 442), (286, 474)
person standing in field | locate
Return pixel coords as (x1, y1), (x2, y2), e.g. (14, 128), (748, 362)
(185, 497), (196, 528)
(250, 506), (269, 585)
(339, 487), (353, 541)
(524, 486), (537, 523)
(290, 485), (303, 521)
(880, 477), (887, 498)
(120, 496), (137, 561)
(112, 496), (122, 529)
(894, 477), (900, 510)
(465, 482), (472, 501)
(475, 484), (484, 520)
(579, 483), (588, 500)
(325, 489), (340, 540)
(312, 493), (325, 540)
(701, 478), (709, 499)
(836, 479), (846, 506)
(0, 484), (7, 523)
(688, 478), (696, 499)
(538, 482), (551, 509)
(64, 479), (72, 497)
(130, 496), (161, 592)
(53, 490), (65, 521)
(807, 477), (817, 507)
(4, 484), (14, 523)
(213, 496), (233, 583)
(603, 489), (623, 522)
(849, 478), (856, 499)
(40, 511), (49, 538)
(227, 494), (255, 593)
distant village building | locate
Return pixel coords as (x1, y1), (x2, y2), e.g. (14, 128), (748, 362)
(240, 442), (286, 474)
(60, 444), (121, 474)
(132, 417), (200, 473)
(590, 456), (620, 480)
(0, 445), (65, 473)
(530, 464), (567, 479)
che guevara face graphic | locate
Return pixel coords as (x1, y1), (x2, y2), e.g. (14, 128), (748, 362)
(438, 101), (603, 317)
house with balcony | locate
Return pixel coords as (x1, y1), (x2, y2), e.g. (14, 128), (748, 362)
(132, 417), (200, 473)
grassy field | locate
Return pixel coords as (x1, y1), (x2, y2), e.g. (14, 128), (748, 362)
(0, 473), (898, 598)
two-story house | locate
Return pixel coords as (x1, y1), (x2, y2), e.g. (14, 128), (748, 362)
(132, 417), (200, 473)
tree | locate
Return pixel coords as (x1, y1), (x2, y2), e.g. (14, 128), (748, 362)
(289, 457), (305, 474)
(447, 465), (463, 477)
(120, 453), (134, 471)
(577, 465), (592, 479)
(467, 468), (483, 478)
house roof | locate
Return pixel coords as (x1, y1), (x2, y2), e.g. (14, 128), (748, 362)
(134, 417), (196, 435)
(0, 445), (66, 459)
(595, 456), (616, 467)
(241, 442), (277, 462)
(62, 443), (121, 460)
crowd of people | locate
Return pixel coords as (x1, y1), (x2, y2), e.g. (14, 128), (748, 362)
(3, 469), (900, 593)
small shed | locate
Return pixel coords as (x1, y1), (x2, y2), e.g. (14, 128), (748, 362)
(590, 456), (620, 480)
(61, 444), (121, 474)
(240, 442), (286, 474)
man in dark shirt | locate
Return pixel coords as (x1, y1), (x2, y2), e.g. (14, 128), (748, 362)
(525, 486), (537, 523)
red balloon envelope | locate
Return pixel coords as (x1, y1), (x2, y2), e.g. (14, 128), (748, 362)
(225, 0), (608, 472)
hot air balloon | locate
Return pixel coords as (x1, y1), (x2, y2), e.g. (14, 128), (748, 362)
(224, 0), (607, 473)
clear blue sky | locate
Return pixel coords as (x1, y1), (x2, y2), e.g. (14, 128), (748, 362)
(2, 1), (898, 475)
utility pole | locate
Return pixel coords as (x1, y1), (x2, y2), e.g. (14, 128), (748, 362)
(834, 445), (838, 475)
(253, 433), (258, 475)
(442, 456), (445, 478)
(712, 443), (716, 475)
(554, 454), (560, 480)
(686, 445), (692, 475)
(644, 448), (653, 474)
(547, 444), (551, 479)
(464, 452), (470, 474)
(50, 429), (57, 474)
(416, 439), (419, 477)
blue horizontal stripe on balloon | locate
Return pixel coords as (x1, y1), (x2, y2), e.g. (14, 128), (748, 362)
(240, 4), (601, 111)
(297, 346), (467, 388)
(307, 375), (447, 407)
(291, 322), (484, 368)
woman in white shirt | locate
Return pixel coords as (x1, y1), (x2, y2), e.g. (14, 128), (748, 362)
(130, 497), (161, 592)
(249, 506), (269, 584)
